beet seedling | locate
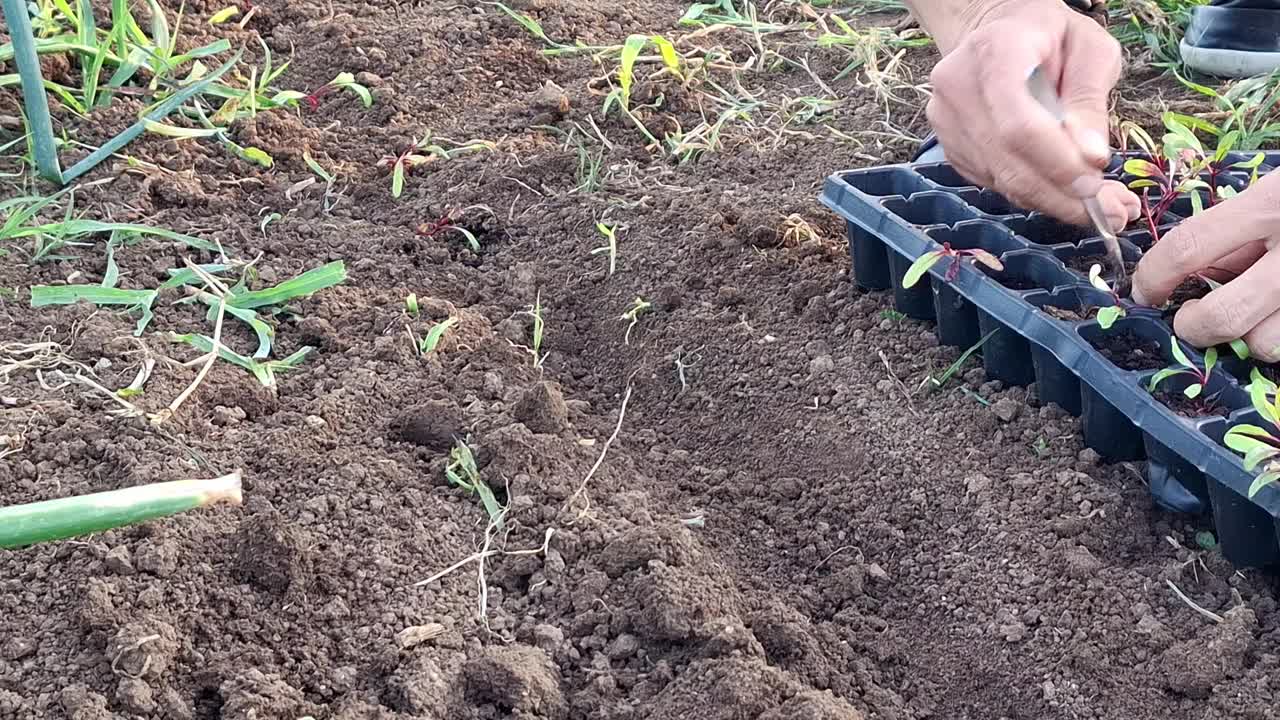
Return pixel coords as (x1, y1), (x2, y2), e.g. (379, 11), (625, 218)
(302, 72), (372, 111)
(1223, 380), (1280, 497)
(902, 243), (1003, 288)
(380, 134), (496, 198)
(1148, 338), (1216, 399)
(1088, 264), (1126, 329)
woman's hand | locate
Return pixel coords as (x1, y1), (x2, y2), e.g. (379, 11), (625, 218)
(910, 0), (1140, 230)
(1133, 173), (1280, 361)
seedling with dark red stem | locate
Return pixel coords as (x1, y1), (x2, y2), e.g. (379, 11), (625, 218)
(901, 242), (1003, 288)
(1148, 337), (1217, 400)
(302, 72), (372, 112)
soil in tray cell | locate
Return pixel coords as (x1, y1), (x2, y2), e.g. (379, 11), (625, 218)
(1064, 253), (1138, 278)
(1260, 365), (1280, 383)
(1025, 220), (1095, 245)
(995, 276), (1042, 291)
(1093, 329), (1167, 371)
(1153, 388), (1231, 419)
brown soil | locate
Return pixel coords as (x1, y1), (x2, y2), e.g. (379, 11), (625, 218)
(1093, 330), (1168, 371)
(1022, 218), (1097, 246)
(1, 4), (1276, 720)
(1153, 388), (1229, 420)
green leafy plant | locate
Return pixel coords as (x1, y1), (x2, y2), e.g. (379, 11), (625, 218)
(1087, 264), (1126, 330)
(1223, 380), (1280, 497)
(169, 333), (313, 387)
(902, 243), (1003, 288)
(1122, 116), (1264, 242)
(1148, 337), (1216, 399)
(302, 71), (372, 110)
(1171, 69), (1280, 150)
(445, 440), (503, 524)
(522, 292), (546, 369)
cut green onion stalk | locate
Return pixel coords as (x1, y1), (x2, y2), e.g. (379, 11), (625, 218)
(0, 472), (242, 549)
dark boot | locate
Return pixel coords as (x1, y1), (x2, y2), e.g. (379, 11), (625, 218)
(1182, 0), (1280, 78)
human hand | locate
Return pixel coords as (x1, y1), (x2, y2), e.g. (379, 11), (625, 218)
(1132, 173), (1280, 361)
(923, 0), (1140, 231)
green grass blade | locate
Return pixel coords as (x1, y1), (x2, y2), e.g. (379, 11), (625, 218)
(102, 236), (120, 288)
(226, 260), (346, 309)
(195, 292), (274, 358)
(12, 219), (220, 252)
(419, 316), (458, 353)
(1, 0), (63, 182)
(159, 263), (231, 290)
(0, 473), (242, 549)
(30, 284), (154, 307)
(62, 49), (243, 184)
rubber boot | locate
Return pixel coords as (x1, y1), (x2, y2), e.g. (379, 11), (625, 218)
(1182, 0), (1280, 78)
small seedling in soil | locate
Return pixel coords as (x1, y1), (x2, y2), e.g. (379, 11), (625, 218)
(414, 317), (458, 355)
(1248, 367), (1279, 399)
(878, 308), (906, 325)
(920, 328), (998, 392)
(1088, 264), (1126, 330)
(1224, 380), (1280, 497)
(902, 243), (1003, 288)
(302, 72), (373, 111)
(620, 297), (652, 345)
(1149, 338), (1217, 401)
(380, 134), (496, 198)
(405, 293), (420, 317)
(521, 292), (546, 369)
(592, 222), (619, 276)
(445, 440), (503, 525)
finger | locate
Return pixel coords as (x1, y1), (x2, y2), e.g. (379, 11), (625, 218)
(970, 35), (1103, 199)
(1172, 247), (1280, 347)
(1059, 16), (1122, 167)
(1132, 195), (1278, 306)
(1208, 241), (1269, 278)
(993, 155), (1095, 228)
(1245, 309), (1280, 363)
(1098, 180), (1141, 232)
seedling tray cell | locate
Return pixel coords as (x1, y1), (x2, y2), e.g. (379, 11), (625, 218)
(821, 159), (1280, 568)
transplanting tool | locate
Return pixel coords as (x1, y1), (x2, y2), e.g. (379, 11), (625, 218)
(1026, 65), (1127, 284)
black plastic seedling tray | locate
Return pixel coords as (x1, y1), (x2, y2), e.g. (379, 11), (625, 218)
(821, 154), (1280, 569)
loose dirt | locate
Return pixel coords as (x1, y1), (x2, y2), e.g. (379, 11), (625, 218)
(1, 2), (1277, 720)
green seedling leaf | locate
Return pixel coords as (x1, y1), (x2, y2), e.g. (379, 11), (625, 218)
(490, 1), (561, 48)
(143, 120), (223, 139)
(651, 35), (682, 78)
(902, 250), (944, 289)
(31, 285), (157, 335)
(392, 162), (406, 198)
(226, 260), (346, 310)
(1248, 470), (1280, 498)
(1123, 158), (1161, 178)
(169, 332), (312, 387)
(1148, 368), (1182, 392)
(405, 293), (419, 317)
(1190, 190), (1204, 216)
(1232, 151), (1266, 170)
(160, 264), (232, 290)
(419, 317), (458, 354)
(1244, 443), (1280, 472)
(209, 6), (239, 23)
(193, 292), (275, 358)
(1170, 337), (1193, 369)
(1218, 185), (1239, 200)
(1228, 335), (1249, 358)
(1205, 346), (1219, 374)
(303, 151), (335, 184)
(328, 72), (372, 107)
(1184, 383), (1203, 399)
(102, 238), (121, 289)
(1195, 531), (1218, 551)
(239, 146), (274, 168)
(618, 34), (646, 107)
(445, 441), (503, 524)
(1215, 129), (1239, 162)
(1250, 378), (1280, 426)
(1097, 305), (1123, 330)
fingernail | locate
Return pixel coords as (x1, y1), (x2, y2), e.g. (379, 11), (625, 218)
(1080, 130), (1110, 162)
(1071, 175), (1103, 198)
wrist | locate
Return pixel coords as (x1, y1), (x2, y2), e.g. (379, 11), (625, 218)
(906, 0), (1071, 54)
